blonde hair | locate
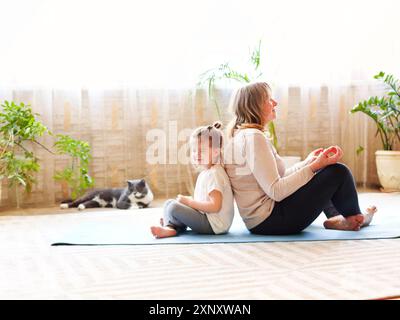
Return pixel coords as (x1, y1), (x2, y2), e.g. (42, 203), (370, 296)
(227, 82), (271, 137)
(190, 121), (224, 166)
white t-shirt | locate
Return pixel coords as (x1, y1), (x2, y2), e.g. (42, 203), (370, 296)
(193, 164), (235, 234)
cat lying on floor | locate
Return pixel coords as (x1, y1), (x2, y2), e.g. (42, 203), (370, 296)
(60, 179), (154, 210)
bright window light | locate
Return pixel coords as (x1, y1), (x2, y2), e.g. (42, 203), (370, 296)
(0, 0), (399, 87)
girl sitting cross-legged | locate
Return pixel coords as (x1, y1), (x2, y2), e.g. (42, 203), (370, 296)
(150, 121), (234, 238)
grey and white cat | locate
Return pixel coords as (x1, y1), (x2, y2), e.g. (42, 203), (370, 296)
(60, 179), (154, 211)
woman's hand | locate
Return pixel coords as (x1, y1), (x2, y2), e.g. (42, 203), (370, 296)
(324, 146), (343, 161)
(309, 146), (343, 172)
(305, 148), (324, 164)
(176, 194), (192, 207)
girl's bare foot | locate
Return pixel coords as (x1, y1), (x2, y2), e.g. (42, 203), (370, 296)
(150, 226), (177, 238)
(323, 205), (377, 231)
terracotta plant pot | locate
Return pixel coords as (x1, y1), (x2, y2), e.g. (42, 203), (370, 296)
(375, 150), (400, 192)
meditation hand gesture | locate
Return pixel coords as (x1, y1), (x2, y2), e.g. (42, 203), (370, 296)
(309, 146), (343, 172)
(305, 148), (324, 163)
(176, 194), (192, 206)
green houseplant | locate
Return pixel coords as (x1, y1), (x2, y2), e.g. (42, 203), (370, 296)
(351, 71), (400, 191)
(0, 100), (95, 207)
(53, 134), (94, 200)
(197, 40), (279, 151)
(0, 101), (51, 207)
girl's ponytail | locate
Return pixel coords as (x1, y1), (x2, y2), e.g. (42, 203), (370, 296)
(213, 121), (223, 130)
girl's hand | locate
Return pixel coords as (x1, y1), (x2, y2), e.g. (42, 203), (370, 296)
(178, 191), (222, 214)
(309, 145), (343, 172)
(176, 194), (192, 206)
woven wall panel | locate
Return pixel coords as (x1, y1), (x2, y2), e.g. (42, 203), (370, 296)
(0, 84), (390, 208)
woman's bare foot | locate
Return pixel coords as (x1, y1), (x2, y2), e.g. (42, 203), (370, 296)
(150, 226), (177, 238)
(323, 205), (377, 231)
(345, 214), (364, 231)
(362, 205), (377, 227)
(324, 214), (363, 231)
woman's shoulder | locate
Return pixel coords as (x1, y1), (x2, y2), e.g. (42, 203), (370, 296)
(235, 128), (266, 137)
(227, 129), (271, 158)
(238, 129), (270, 146)
(230, 128), (265, 145)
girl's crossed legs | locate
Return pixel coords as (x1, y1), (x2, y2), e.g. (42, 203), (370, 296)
(151, 199), (214, 238)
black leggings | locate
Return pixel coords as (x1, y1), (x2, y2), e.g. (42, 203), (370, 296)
(250, 163), (361, 235)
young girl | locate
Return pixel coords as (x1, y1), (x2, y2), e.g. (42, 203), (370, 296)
(150, 121), (234, 238)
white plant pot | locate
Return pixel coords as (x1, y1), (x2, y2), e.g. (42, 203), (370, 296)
(375, 150), (400, 192)
(281, 156), (302, 168)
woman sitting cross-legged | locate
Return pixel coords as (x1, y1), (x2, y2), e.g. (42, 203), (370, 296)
(223, 82), (376, 235)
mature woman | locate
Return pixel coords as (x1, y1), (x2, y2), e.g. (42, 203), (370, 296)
(224, 82), (376, 235)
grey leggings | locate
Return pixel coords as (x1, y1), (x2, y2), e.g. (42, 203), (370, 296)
(163, 199), (215, 234)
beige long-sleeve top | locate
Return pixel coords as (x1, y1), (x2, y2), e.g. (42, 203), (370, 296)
(223, 128), (315, 230)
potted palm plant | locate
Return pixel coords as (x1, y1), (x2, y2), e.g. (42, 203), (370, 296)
(197, 40), (279, 151)
(351, 72), (400, 191)
(197, 40), (304, 168)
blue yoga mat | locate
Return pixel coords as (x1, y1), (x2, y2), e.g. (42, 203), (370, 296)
(50, 207), (400, 246)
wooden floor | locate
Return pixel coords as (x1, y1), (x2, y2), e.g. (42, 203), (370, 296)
(0, 190), (399, 300)
(0, 198), (169, 216)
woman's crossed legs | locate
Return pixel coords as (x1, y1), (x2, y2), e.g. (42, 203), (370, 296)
(251, 163), (377, 235)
